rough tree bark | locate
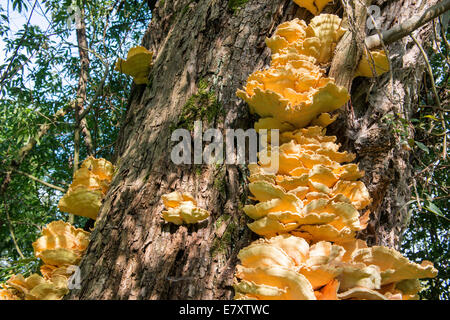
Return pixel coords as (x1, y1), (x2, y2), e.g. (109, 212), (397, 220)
(66, 0), (437, 299)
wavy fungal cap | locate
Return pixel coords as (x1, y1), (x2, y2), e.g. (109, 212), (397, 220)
(80, 156), (115, 182)
(32, 220), (90, 267)
(293, 0), (333, 15)
(305, 14), (347, 63)
(356, 49), (390, 77)
(40, 265), (76, 280)
(351, 246), (438, 285)
(243, 126), (371, 240)
(236, 66), (349, 129)
(114, 45), (153, 84)
(266, 15), (347, 64)
(234, 235), (437, 300)
(0, 286), (21, 300)
(58, 157), (114, 220)
(4, 273), (69, 300)
(241, 15), (349, 129)
(161, 191), (210, 225)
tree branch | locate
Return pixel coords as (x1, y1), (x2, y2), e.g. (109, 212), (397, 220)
(79, 63), (110, 121)
(4, 197), (25, 259)
(365, 0), (450, 49)
(9, 169), (66, 193)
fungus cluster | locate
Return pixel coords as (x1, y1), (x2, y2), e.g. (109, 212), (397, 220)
(114, 45), (154, 84)
(0, 221), (90, 300)
(234, 1), (437, 300)
(58, 156), (115, 220)
(238, 15), (349, 129)
(1, 156), (112, 300)
(161, 191), (210, 225)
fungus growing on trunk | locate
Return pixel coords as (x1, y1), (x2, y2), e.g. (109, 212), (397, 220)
(293, 0), (333, 15)
(1, 220), (91, 300)
(239, 15), (349, 129)
(161, 191), (210, 225)
(356, 49), (390, 78)
(58, 156), (114, 220)
(32, 220), (90, 267)
(114, 45), (153, 84)
(4, 274), (69, 300)
(234, 1), (436, 300)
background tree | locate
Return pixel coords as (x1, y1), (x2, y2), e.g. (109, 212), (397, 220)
(0, 0), (448, 299)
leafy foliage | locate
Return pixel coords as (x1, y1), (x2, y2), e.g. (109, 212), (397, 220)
(0, 0), (151, 282)
(400, 20), (449, 300)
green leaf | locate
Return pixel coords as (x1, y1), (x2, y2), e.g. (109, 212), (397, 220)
(415, 141), (430, 154)
(425, 202), (449, 221)
(424, 115), (439, 121)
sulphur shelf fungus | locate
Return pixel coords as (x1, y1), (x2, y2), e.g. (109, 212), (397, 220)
(265, 15), (347, 64)
(114, 45), (153, 84)
(32, 220), (90, 267)
(243, 126), (371, 241)
(0, 285), (20, 300)
(235, 2), (436, 300)
(239, 15), (349, 129)
(236, 61), (349, 128)
(161, 191), (210, 225)
(233, 235), (347, 299)
(40, 265), (76, 281)
(355, 49), (390, 78)
(2, 274), (69, 300)
(58, 156), (114, 220)
(234, 235), (437, 300)
(336, 239), (437, 300)
(351, 246), (438, 286)
(293, 0), (333, 15)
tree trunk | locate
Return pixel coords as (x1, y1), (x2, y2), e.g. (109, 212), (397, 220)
(66, 0), (435, 300)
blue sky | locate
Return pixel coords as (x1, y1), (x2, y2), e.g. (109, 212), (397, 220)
(0, 1), (77, 65)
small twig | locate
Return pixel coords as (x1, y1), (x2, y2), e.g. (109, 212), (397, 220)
(412, 178), (422, 211)
(3, 196), (25, 259)
(438, 16), (450, 53)
(432, 19), (450, 70)
(79, 63), (110, 121)
(365, 6), (394, 97)
(9, 169), (66, 192)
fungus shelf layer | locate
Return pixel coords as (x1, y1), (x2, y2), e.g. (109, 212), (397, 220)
(234, 2), (437, 300)
(58, 156), (115, 220)
(0, 156), (111, 300)
(0, 221), (91, 300)
(161, 191), (210, 225)
(114, 45), (154, 84)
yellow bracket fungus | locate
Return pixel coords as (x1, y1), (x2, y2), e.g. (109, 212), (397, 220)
(234, 3), (436, 300)
(242, 126), (371, 239)
(4, 274), (69, 300)
(351, 246), (438, 285)
(241, 15), (350, 129)
(305, 14), (347, 64)
(32, 220), (90, 267)
(356, 49), (390, 78)
(293, 0), (333, 15)
(1, 220), (90, 300)
(58, 156), (114, 220)
(161, 191), (210, 225)
(115, 45), (153, 84)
